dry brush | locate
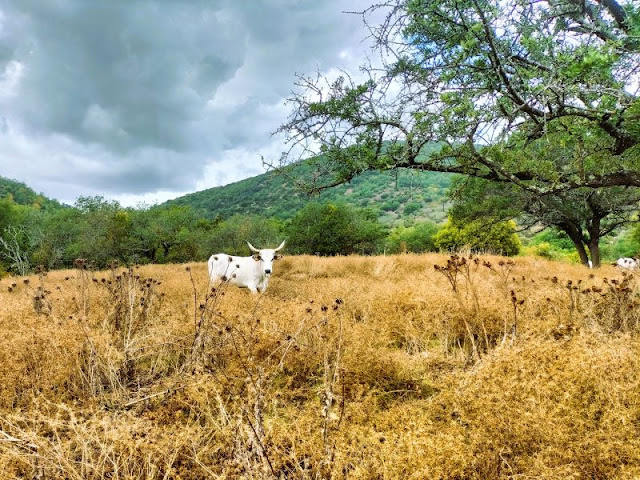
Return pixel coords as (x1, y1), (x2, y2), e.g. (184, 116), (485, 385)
(0, 254), (639, 478)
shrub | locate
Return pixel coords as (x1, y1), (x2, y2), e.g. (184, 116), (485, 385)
(386, 221), (439, 253)
(434, 218), (521, 256)
(403, 201), (422, 215)
(286, 202), (386, 255)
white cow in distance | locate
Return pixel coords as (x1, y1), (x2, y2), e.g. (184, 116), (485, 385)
(207, 240), (286, 294)
(616, 257), (639, 269)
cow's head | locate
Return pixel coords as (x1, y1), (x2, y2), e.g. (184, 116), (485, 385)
(247, 240), (286, 276)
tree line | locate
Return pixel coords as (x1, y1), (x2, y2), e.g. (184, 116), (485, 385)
(0, 192), (526, 276)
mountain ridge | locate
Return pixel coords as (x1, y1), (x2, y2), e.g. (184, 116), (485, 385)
(1, 164), (453, 225)
(165, 167), (453, 225)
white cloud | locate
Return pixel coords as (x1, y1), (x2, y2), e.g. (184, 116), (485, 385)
(0, 60), (22, 99)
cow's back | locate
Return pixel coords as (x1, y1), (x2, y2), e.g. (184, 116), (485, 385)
(617, 257), (639, 269)
(208, 253), (234, 280)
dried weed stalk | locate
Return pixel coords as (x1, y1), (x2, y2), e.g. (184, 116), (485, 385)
(320, 309), (345, 473)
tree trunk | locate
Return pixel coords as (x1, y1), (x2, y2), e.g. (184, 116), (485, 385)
(585, 209), (604, 268)
(561, 224), (590, 267)
(144, 247), (157, 262)
(588, 239), (600, 268)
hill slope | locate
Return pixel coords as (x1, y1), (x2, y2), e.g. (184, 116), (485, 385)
(0, 176), (63, 210)
(167, 167), (453, 225)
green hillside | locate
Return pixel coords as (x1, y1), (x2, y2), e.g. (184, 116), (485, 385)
(0, 176), (63, 211)
(167, 167), (453, 225)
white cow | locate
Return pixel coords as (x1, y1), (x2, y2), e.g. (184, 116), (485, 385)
(207, 240), (286, 294)
(616, 257), (639, 269)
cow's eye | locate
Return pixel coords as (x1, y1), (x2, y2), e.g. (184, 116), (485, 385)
(253, 254), (262, 261)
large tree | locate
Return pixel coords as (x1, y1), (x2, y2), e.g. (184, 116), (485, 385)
(276, 0), (640, 195)
(448, 177), (640, 266)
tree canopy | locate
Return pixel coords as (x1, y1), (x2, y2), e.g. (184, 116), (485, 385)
(448, 177), (640, 265)
(276, 0), (640, 195)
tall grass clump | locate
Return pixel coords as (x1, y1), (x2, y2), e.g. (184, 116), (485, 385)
(432, 254), (525, 361)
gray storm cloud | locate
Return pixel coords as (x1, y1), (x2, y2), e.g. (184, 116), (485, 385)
(0, 0), (373, 204)
(6, 1), (245, 150)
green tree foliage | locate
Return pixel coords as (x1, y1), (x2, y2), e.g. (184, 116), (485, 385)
(434, 218), (521, 256)
(529, 230), (576, 252)
(5, 198), (216, 271)
(0, 197), (40, 274)
(28, 207), (84, 269)
(386, 221), (438, 253)
(521, 230), (577, 262)
(286, 202), (386, 255)
(627, 225), (640, 257)
(0, 196), (19, 233)
(167, 166), (451, 226)
(205, 215), (284, 256)
(448, 177), (640, 266)
(0, 187), (285, 272)
(69, 197), (130, 266)
(142, 205), (207, 263)
(0, 177), (63, 210)
(522, 227), (640, 264)
(279, 0), (640, 192)
(403, 201), (422, 215)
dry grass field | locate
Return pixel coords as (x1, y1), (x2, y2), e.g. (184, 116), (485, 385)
(1, 253), (639, 479)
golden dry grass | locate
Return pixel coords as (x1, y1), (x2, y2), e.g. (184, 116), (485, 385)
(0, 253), (639, 479)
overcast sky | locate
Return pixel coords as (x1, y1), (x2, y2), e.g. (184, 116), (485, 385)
(0, 0), (376, 206)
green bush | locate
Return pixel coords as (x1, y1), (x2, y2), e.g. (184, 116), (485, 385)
(522, 229), (592, 263)
(286, 202), (386, 255)
(527, 229), (575, 251)
(434, 218), (521, 256)
(382, 201), (400, 212)
(386, 221), (439, 253)
(403, 201), (422, 215)
(521, 242), (569, 261)
(205, 215), (285, 256)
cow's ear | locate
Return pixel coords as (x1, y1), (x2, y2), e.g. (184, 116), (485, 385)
(252, 254), (262, 261)
(274, 254), (283, 260)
